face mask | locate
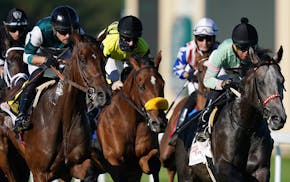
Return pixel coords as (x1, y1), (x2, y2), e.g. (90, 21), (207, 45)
(119, 36), (137, 52)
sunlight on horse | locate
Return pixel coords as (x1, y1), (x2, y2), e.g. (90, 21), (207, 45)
(93, 52), (168, 182)
(0, 33), (110, 182)
(174, 46), (286, 181)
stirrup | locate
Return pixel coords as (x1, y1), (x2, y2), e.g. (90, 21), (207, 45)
(196, 128), (210, 142)
(13, 113), (32, 132)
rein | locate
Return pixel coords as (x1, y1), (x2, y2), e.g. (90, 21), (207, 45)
(120, 65), (165, 122)
(51, 49), (103, 96)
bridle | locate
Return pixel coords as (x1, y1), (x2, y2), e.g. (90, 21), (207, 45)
(3, 47), (28, 88)
(252, 62), (282, 109)
(53, 45), (105, 102)
(120, 65), (167, 130)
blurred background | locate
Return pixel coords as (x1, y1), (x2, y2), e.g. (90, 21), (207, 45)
(1, 0), (289, 136)
(1, 0), (290, 181)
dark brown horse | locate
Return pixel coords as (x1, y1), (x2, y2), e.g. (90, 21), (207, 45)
(0, 33), (111, 182)
(93, 52), (168, 181)
(0, 47), (30, 182)
(0, 47), (28, 102)
(175, 46), (286, 181)
(159, 56), (209, 182)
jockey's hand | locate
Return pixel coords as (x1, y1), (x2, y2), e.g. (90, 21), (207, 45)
(40, 57), (59, 69)
(187, 71), (197, 82)
(221, 79), (233, 89)
(112, 80), (124, 91)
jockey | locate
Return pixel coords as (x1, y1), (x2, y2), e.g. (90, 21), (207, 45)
(0, 8), (29, 77)
(196, 17), (259, 141)
(98, 15), (150, 91)
(171, 17), (219, 142)
(13, 5), (81, 132)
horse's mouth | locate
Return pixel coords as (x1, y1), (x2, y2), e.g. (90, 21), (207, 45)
(91, 88), (111, 108)
(148, 118), (168, 133)
(268, 115), (286, 130)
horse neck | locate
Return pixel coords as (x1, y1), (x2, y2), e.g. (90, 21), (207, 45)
(62, 61), (87, 106)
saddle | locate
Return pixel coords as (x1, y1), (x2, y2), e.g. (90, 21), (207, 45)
(0, 80), (56, 128)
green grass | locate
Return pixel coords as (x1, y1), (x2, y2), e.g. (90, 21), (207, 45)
(270, 156), (290, 182)
(103, 156), (290, 182)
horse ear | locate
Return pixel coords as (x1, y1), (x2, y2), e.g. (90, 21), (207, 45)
(154, 50), (162, 69)
(249, 47), (259, 64)
(272, 45), (283, 63)
(129, 56), (140, 70)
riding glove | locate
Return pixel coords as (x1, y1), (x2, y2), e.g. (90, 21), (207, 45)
(187, 71), (197, 82)
(221, 79), (233, 89)
(112, 80), (124, 90)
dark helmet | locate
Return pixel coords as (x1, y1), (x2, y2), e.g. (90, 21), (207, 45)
(232, 17), (258, 48)
(50, 5), (79, 32)
(3, 8), (28, 26)
(117, 15), (142, 38)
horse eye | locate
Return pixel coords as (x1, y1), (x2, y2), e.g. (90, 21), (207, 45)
(138, 84), (145, 91)
(80, 55), (86, 63)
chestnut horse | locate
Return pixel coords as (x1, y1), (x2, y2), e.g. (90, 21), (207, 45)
(175, 46), (286, 181)
(93, 52), (168, 181)
(159, 56), (209, 182)
(0, 33), (111, 182)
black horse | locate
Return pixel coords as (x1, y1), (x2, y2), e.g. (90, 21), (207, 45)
(175, 46), (286, 181)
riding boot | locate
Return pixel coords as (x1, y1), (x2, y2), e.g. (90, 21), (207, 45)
(13, 86), (34, 132)
(168, 108), (189, 146)
(195, 100), (213, 142)
(176, 108), (189, 131)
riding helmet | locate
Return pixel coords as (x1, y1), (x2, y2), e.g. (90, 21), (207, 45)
(232, 17), (258, 48)
(193, 17), (218, 36)
(3, 8), (28, 26)
(50, 5), (79, 32)
(117, 15), (143, 38)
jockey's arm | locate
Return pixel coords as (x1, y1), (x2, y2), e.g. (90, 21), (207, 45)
(23, 26), (47, 66)
(105, 57), (120, 82)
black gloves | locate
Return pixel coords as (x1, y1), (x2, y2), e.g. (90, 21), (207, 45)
(40, 56), (59, 69)
(187, 71), (197, 82)
(221, 79), (233, 89)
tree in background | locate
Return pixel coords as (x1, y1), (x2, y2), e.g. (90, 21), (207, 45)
(0, 0), (122, 36)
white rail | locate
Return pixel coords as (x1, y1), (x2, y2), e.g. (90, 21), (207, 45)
(271, 132), (290, 182)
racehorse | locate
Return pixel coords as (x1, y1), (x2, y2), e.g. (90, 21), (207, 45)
(0, 47), (28, 102)
(94, 52), (168, 181)
(0, 33), (111, 182)
(175, 46), (286, 181)
(0, 47), (30, 182)
(159, 56), (209, 182)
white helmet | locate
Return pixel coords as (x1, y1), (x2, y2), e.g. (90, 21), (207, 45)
(193, 17), (218, 36)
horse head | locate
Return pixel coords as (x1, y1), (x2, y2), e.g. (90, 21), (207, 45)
(122, 51), (168, 133)
(247, 46), (286, 130)
(3, 47), (28, 88)
(69, 33), (111, 108)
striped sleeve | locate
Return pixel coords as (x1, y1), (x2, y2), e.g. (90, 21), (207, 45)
(203, 50), (223, 90)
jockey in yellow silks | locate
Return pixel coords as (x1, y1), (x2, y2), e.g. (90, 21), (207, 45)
(98, 15), (150, 90)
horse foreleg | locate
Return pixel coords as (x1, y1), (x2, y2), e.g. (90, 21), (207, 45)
(167, 169), (176, 182)
(139, 148), (158, 173)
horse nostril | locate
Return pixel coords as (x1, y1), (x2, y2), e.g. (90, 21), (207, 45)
(269, 115), (284, 130)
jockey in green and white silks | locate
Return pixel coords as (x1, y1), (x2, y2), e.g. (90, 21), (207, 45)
(195, 17), (259, 141)
(99, 15), (150, 90)
(203, 39), (244, 90)
(14, 5), (81, 133)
